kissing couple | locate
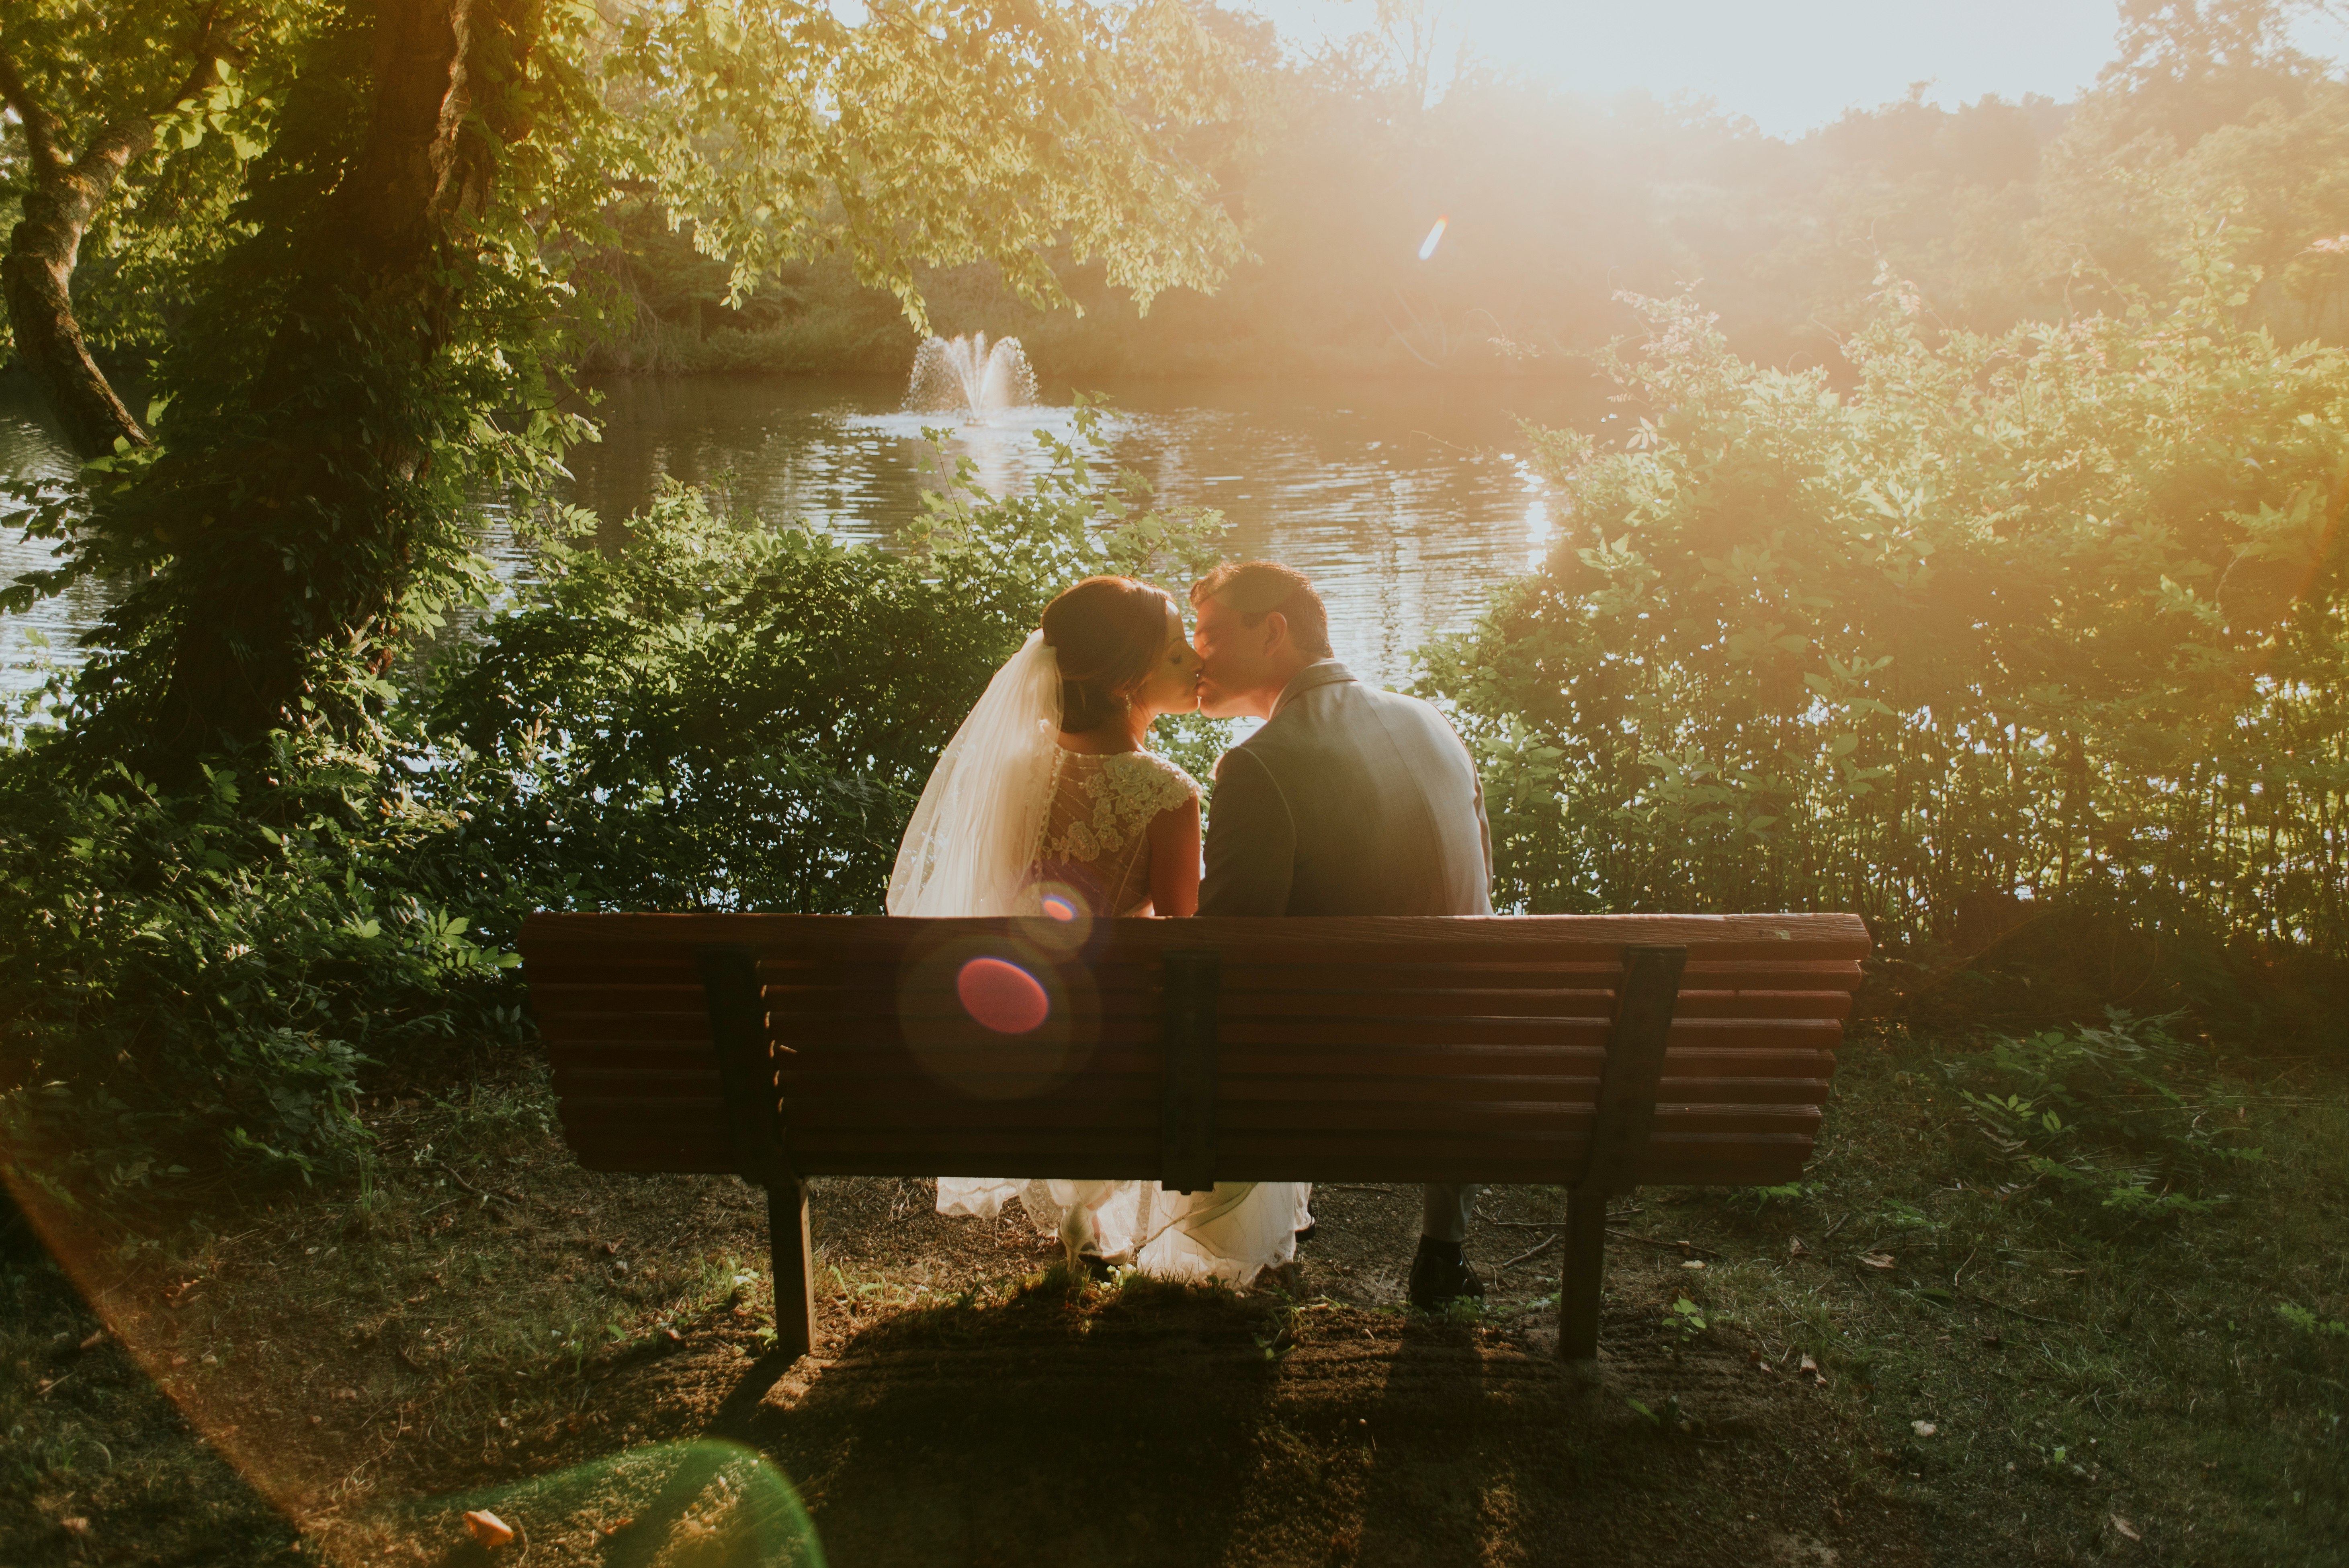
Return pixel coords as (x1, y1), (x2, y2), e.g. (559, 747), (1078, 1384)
(886, 561), (1494, 1308)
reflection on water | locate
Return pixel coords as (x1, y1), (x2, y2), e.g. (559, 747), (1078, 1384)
(2, 371), (1601, 697)
(0, 381), (99, 700)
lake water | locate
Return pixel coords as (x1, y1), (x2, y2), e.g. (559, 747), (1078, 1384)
(0, 371), (1608, 698)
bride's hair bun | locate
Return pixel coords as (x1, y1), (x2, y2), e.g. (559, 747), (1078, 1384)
(1040, 576), (1176, 732)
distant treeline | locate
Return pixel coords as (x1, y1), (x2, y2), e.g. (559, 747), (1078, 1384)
(566, 0), (2349, 381)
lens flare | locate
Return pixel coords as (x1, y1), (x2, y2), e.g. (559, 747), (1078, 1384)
(956, 956), (1051, 1035)
(1418, 215), (1448, 260)
(1022, 875), (1096, 953)
(378, 1439), (824, 1565)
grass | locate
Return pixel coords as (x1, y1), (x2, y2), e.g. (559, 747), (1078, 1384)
(1671, 1014), (2349, 1564)
(2, 1015), (2344, 1564)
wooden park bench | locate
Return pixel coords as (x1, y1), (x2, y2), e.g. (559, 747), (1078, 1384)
(518, 913), (1868, 1364)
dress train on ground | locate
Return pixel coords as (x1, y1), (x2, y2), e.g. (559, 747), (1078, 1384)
(936, 1175), (1313, 1286)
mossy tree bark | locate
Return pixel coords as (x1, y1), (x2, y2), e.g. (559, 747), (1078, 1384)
(145, 0), (536, 761)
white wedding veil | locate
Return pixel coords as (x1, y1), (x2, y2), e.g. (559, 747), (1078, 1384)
(886, 630), (1063, 917)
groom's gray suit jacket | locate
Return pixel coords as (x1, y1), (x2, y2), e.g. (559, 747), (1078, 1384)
(1199, 661), (1494, 1242)
(1198, 661), (1493, 919)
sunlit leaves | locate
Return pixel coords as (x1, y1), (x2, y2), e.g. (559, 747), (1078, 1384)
(603, 0), (1251, 332)
(1428, 229), (2349, 947)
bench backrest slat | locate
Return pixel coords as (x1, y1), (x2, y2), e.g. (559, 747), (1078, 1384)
(522, 913), (1866, 1191)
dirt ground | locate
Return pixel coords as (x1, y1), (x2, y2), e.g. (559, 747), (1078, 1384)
(2, 1074), (1925, 1568)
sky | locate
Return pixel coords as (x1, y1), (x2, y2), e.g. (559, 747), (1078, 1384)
(1237, 0), (2349, 137)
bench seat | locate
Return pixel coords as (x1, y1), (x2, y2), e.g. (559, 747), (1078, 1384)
(520, 912), (1868, 1362)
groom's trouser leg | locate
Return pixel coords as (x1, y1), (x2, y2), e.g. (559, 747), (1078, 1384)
(1419, 1183), (1481, 1244)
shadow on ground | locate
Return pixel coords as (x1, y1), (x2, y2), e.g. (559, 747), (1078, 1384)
(691, 1270), (1919, 1568)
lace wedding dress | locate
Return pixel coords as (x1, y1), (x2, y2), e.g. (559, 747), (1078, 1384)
(887, 634), (1310, 1286)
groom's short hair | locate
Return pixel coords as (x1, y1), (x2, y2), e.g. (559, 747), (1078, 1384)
(1192, 561), (1333, 659)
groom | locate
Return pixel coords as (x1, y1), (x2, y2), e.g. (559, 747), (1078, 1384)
(1190, 560), (1495, 1308)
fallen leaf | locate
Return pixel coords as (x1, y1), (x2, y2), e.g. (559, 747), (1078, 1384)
(1788, 1237), (1810, 1259)
(1680, 1259), (1706, 1270)
(334, 1387), (358, 1402)
(600, 1240), (621, 1256)
(1912, 1420), (1938, 1437)
(78, 1330), (106, 1352)
(1798, 1354), (1819, 1374)
(59, 1517), (90, 1537)
(2111, 1514), (2141, 1542)
(1859, 1253), (1896, 1270)
(661, 1326), (683, 1343)
(464, 1509), (515, 1548)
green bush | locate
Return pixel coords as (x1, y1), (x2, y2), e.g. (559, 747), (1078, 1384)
(415, 410), (1228, 922)
(1949, 1008), (2265, 1218)
(1421, 228), (2349, 952)
(0, 741), (522, 1200)
(1, 411), (1229, 1194)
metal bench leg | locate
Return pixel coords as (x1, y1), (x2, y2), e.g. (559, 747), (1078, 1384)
(1559, 943), (1687, 1364)
(698, 943), (811, 1368)
(1560, 1188), (1608, 1361)
(769, 1176), (815, 1361)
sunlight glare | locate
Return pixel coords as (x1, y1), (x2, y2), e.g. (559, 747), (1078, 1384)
(1418, 216), (1448, 261)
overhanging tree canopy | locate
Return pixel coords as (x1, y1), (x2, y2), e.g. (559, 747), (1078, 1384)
(2, 0), (1255, 767)
(0, 0), (288, 458)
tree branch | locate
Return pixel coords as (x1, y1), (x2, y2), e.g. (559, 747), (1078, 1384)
(0, 41), (68, 175)
(74, 0), (230, 183)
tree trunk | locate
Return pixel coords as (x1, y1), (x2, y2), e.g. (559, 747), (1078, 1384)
(0, 53), (181, 459)
(145, 0), (534, 760)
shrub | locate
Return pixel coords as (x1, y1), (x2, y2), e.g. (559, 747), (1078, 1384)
(0, 741), (522, 1200)
(2, 409), (1229, 1195)
(1421, 228), (2349, 953)
(414, 407), (1228, 921)
(1948, 1007), (2265, 1218)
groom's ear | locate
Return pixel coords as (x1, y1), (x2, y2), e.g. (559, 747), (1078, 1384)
(1258, 609), (1290, 654)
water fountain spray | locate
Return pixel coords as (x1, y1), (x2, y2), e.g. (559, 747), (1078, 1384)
(903, 332), (1038, 419)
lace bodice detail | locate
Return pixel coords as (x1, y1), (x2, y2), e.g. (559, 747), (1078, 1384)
(1029, 749), (1201, 917)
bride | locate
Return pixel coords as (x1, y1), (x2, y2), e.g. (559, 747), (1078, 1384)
(886, 575), (1311, 1286)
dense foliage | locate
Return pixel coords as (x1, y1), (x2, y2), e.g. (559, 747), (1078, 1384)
(1949, 1008), (2266, 1219)
(1422, 230), (2349, 954)
(416, 413), (1227, 924)
(0, 737), (524, 1202)
(575, 0), (2349, 380)
(0, 420), (1227, 1191)
(0, 0), (1253, 766)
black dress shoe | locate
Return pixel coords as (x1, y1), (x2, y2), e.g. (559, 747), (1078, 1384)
(1076, 1250), (1117, 1282)
(1294, 1223), (1317, 1244)
(1407, 1236), (1486, 1310)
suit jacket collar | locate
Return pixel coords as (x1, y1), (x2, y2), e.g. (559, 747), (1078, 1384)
(1270, 659), (1356, 720)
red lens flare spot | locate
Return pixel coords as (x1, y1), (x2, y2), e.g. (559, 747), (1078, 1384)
(1041, 892), (1079, 923)
(956, 957), (1051, 1035)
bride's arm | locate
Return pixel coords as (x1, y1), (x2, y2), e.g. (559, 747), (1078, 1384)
(1145, 796), (1202, 917)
